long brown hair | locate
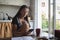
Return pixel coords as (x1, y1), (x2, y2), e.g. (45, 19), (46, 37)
(12, 5), (30, 24)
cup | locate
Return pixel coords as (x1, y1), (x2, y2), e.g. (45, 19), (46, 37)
(36, 28), (40, 37)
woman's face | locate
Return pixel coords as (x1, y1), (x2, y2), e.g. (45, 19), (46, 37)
(20, 8), (29, 18)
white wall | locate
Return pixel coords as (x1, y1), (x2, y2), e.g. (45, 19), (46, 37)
(0, 5), (20, 19)
(30, 0), (35, 20)
(35, 0), (38, 29)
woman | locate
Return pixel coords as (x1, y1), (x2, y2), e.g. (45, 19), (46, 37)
(12, 5), (31, 36)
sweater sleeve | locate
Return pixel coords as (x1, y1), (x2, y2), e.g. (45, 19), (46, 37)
(12, 17), (22, 30)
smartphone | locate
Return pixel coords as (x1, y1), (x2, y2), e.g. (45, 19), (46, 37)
(28, 29), (34, 32)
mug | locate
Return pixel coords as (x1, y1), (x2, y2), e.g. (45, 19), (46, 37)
(36, 28), (40, 36)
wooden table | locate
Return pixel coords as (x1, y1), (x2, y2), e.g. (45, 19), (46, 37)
(33, 31), (54, 40)
(36, 37), (48, 40)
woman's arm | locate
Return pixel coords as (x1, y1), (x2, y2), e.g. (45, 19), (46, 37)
(12, 24), (17, 32)
(22, 21), (29, 31)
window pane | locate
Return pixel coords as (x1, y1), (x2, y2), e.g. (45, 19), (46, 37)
(41, 0), (48, 31)
(56, 0), (60, 30)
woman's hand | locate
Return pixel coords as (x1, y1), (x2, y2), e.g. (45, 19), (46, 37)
(22, 20), (30, 31)
(22, 20), (29, 26)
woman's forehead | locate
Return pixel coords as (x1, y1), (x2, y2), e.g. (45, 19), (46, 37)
(22, 8), (29, 11)
(25, 8), (29, 11)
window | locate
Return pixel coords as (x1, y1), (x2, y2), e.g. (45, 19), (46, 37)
(56, 0), (60, 30)
(40, 0), (49, 31)
(41, 0), (60, 33)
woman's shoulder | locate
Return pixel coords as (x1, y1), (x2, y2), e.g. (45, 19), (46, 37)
(12, 17), (18, 24)
(13, 16), (19, 20)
